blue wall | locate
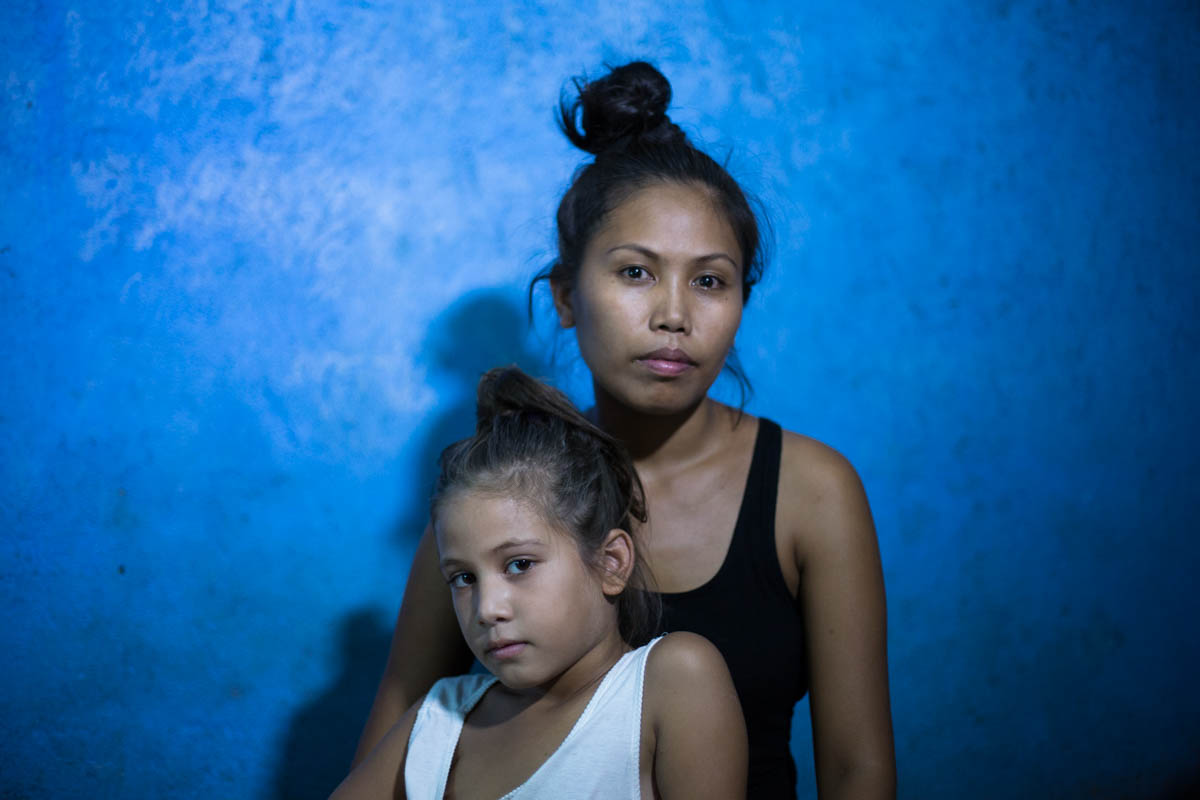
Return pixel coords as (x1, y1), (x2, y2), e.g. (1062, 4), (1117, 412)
(3, 1), (1197, 797)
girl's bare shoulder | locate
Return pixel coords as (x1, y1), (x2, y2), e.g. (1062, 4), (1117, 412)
(640, 632), (747, 797)
(645, 631), (729, 684)
(641, 632), (739, 726)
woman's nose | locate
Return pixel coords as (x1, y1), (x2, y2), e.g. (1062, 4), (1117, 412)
(650, 279), (689, 333)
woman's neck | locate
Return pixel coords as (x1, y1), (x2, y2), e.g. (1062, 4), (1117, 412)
(592, 386), (731, 472)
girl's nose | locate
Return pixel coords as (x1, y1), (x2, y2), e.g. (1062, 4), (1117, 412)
(650, 279), (689, 334)
(475, 578), (513, 625)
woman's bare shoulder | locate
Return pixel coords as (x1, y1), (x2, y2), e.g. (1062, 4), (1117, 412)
(776, 426), (874, 556)
(716, 406), (866, 515)
(778, 427), (863, 490)
(717, 405), (850, 471)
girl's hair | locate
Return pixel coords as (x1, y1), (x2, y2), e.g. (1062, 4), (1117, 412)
(529, 60), (768, 401)
(431, 366), (662, 646)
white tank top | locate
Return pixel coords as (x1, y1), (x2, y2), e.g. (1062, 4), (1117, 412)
(404, 637), (663, 799)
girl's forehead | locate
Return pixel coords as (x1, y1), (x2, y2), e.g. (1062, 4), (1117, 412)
(435, 491), (565, 552)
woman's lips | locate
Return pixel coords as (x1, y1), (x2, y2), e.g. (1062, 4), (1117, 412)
(637, 347), (697, 377)
(486, 641), (527, 660)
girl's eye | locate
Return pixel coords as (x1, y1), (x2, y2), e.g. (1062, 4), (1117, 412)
(620, 265), (649, 281)
(505, 558), (535, 576)
(447, 572), (475, 588)
(695, 274), (726, 290)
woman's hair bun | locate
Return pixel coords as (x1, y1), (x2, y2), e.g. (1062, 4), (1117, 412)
(559, 61), (688, 155)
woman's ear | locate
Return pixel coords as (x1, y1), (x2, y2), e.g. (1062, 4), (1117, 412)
(550, 277), (575, 329)
(598, 528), (635, 597)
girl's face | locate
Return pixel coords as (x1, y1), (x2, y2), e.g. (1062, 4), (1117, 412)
(435, 490), (627, 691)
(554, 181), (744, 415)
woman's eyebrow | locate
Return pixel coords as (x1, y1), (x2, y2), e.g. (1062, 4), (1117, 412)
(606, 243), (738, 268)
(605, 243), (661, 260)
(693, 252), (739, 268)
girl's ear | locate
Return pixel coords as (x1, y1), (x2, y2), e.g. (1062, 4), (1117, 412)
(598, 528), (635, 597)
(550, 277), (575, 329)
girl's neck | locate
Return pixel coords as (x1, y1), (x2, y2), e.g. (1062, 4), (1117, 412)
(592, 386), (731, 471)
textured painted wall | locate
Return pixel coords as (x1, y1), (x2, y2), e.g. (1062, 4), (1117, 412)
(2, 1), (1197, 798)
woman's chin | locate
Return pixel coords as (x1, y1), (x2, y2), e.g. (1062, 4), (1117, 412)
(596, 376), (714, 418)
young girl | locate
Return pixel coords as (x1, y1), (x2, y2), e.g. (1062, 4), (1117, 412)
(334, 367), (747, 799)
(356, 62), (895, 798)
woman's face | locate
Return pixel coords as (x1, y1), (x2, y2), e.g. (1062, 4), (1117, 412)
(554, 181), (744, 415)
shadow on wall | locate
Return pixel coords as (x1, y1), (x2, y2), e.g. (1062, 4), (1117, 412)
(386, 288), (552, 551)
(273, 609), (392, 799)
(272, 289), (548, 799)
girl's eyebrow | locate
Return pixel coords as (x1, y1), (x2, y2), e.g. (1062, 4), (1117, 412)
(439, 538), (546, 570)
(490, 538), (546, 555)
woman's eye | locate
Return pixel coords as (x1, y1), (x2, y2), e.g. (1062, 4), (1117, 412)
(695, 274), (725, 290)
(447, 572), (474, 588)
(620, 265), (649, 280)
(505, 558), (534, 576)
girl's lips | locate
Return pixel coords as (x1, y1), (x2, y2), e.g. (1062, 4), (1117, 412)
(487, 641), (527, 660)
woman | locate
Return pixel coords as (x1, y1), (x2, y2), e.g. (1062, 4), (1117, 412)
(355, 61), (895, 799)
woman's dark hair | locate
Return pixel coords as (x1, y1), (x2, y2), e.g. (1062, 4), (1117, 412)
(431, 366), (661, 646)
(530, 60), (768, 402)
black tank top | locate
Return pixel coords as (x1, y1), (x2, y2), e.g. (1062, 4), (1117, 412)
(658, 419), (808, 799)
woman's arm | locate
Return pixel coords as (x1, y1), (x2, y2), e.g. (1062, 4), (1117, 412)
(644, 632), (748, 800)
(784, 438), (896, 799)
(352, 523), (475, 767)
(332, 699), (421, 800)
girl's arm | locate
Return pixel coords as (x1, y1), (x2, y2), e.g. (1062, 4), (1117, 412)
(332, 698), (421, 800)
(353, 524), (475, 767)
(644, 632), (748, 800)
(783, 437), (896, 799)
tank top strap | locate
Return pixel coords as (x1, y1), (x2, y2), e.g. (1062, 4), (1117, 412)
(741, 417), (782, 531)
(655, 417), (806, 798)
(405, 674), (497, 798)
(726, 418), (789, 602)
